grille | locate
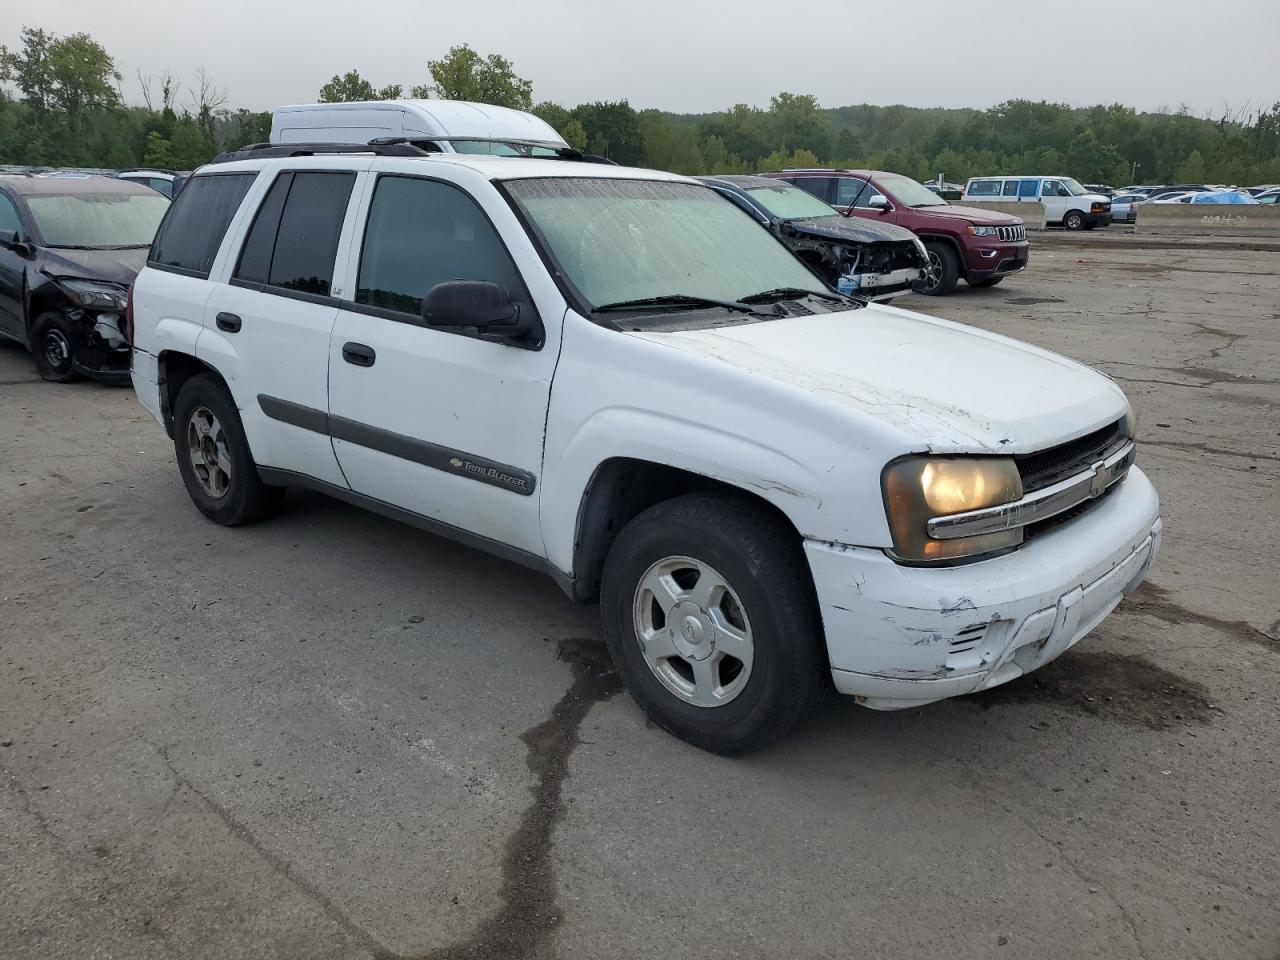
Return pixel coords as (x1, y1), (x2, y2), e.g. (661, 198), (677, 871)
(997, 224), (1026, 242)
(1015, 420), (1125, 494)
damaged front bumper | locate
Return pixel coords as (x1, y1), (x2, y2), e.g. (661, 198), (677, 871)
(70, 309), (132, 383)
(806, 467), (1161, 709)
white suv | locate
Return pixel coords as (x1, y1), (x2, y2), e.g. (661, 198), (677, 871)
(129, 142), (1162, 753)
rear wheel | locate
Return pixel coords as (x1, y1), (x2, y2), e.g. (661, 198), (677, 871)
(913, 242), (959, 296)
(601, 494), (826, 755)
(173, 374), (285, 526)
(30, 313), (82, 383)
(1063, 209), (1086, 230)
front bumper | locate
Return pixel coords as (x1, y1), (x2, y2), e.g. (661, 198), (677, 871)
(965, 241), (1029, 280)
(806, 467), (1161, 709)
(1086, 212), (1113, 227)
(68, 311), (132, 383)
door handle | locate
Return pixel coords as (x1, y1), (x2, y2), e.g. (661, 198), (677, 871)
(215, 312), (242, 333)
(342, 342), (376, 367)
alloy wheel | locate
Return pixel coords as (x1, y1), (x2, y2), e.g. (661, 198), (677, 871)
(632, 555), (754, 708)
(186, 406), (233, 499)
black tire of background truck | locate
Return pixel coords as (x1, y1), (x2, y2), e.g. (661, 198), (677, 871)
(969, 276), (1005, 288)
(600, 493), (827, 755)
(913, 242), (960, 296)
(30, 313), (82, 383)
(172, 373), (285, 526)
(1064, 210), (1086, 230)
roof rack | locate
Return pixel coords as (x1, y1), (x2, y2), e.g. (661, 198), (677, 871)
(372, 136), (618, 165)
(210, 141), (431, 164)
(210, 137), (618, 166)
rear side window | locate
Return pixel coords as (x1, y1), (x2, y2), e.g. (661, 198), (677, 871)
(1001, 180), (1018, 196)
(234, 171), (355, 298)
(355, 175), (522, 317)
(967, 180), (1002, 197)
(792, 177), (832, 202)
(1018, 179), (1040, 198)
(149, 173), (255, 277)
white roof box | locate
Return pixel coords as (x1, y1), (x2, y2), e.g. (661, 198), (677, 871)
(269, 99), (568, 152)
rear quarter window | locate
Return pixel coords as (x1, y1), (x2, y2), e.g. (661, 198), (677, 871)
(967, 180), (1002, 197)
(148, 173), (256, 278)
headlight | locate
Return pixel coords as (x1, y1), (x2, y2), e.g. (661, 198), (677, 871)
(966, 225), (998, 237)
(1121, 402), (1139, 441)
(57, 278), (128, 311)
(882, 457), (1024, 563)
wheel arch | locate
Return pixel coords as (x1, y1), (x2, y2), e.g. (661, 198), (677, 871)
(157, 350), (227, 438)
(567, 457), (809, 605)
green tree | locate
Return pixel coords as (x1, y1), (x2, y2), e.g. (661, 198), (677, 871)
(420, 45), (532, 110)
(1176, 150), (1206, 182)
(142, 130), (176, 168)
(572, 101), (646, 166)
(561, 119), (587, 152)
(767, 92), (831, 159)
(318, 70), (401, 102)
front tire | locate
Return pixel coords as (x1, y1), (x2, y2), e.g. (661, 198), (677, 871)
(1063, 210), (1085, 230)
(601, 494), (826, 755)
(913, 242), (959, 296)
(173, 374), (284, 526)
(30, 313), (82, 383)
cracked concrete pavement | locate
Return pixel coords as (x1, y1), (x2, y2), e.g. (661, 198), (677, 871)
(2, 234), (1278, 959)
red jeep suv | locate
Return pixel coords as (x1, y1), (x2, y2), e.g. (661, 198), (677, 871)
(766, 169), (1029, 296)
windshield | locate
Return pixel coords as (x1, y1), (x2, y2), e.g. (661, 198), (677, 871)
(505, 178), (828, 312)
(743, 183), (837, 220)
(27, 192), (170, 247)
(1062, 178), (1089, 196)
(875, 173), (948, 208)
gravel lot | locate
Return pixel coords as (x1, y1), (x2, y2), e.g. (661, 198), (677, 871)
(2, 234), (1278, 960)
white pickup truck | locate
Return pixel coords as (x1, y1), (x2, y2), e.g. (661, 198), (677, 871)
(128, 141), (1161, 754)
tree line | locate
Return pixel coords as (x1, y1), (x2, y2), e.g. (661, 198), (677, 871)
(3, 25), (1278, 188)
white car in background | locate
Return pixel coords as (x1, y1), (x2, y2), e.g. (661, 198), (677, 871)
(1109, 194), (1146, 223)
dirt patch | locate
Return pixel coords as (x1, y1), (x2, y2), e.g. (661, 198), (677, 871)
(968, 650), (1216, 730)
(422, 638), (621, 960)
(1126, 582), (1277, 650)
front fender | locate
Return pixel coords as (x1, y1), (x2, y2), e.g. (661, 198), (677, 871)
(540, 406), (823, 574)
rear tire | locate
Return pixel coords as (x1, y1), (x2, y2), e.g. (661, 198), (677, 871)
(913, 242), (959, 296)
(30, 313), (82, 383)
(600, 494), (826, 755)
(173, 373), (285, 526)
(1063, 210), (1085, 230)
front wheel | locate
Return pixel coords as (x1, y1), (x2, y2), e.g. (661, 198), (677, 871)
(30, 313), (82, 383)
(173, 373), (285, 526)
(601, 494), (826, 755)
(1063, 210), (1086, 230)
(912, 242), (959, 296)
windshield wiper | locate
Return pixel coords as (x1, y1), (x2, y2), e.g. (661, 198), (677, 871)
(738, 287), (845, 304)
(593, 294), (769, 316)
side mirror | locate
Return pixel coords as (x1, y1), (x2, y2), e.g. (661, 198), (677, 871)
(0, 228), (21, 249)
(868, 195), (891, 211)
(421, 280), (533, 338)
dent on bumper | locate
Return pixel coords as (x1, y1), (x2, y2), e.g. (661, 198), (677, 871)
(806, 467), (1161, 709)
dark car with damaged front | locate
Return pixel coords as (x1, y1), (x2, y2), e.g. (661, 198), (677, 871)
(700, 175), (926, 301)
(0, 175), (170, 383)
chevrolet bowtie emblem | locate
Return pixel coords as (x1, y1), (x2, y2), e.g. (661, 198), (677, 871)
(1088, 460), (1108, 498)
(449, 457), (464, 468)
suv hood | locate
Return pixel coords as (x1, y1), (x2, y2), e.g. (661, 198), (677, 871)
(780, 215), (919, 245)
(911, 204), (1024, 226)
(38, 246), (147, 286)
(634, 305), (1126, 454)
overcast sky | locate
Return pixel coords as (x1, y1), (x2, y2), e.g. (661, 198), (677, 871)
(5, 0), (1278, 117)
